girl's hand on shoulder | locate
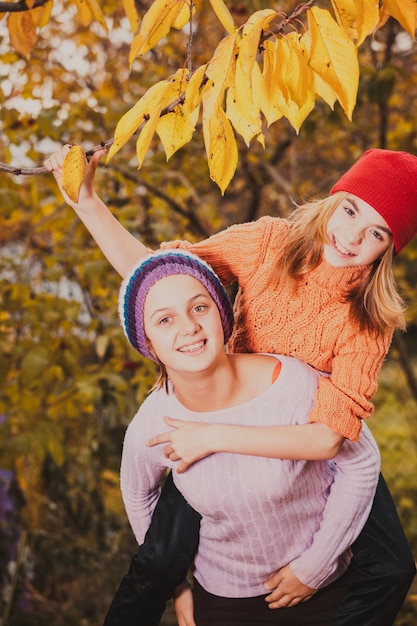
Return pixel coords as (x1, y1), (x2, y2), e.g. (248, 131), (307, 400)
(263, 563), (316, 608)
(174, 581), (195, 626)
(147, 416), (216, 473)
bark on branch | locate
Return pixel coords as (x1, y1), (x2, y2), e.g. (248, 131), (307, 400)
(0, 0), (50, 12)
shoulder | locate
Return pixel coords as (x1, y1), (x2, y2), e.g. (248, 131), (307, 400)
(124, 388), (170, 441)
(217, 215), (289, 240)
(278, 355), (323, 382)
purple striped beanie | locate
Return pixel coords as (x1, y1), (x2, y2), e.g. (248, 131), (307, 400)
(119, 249), (234, 360)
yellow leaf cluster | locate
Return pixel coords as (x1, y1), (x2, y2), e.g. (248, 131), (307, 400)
(106, 67), (207, 166)
(61, 146), (87, 203)
(112, 0), (417, 192)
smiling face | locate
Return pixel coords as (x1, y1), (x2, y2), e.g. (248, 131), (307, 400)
(323, 194), (393, 267)
(143, 274), (226, 377)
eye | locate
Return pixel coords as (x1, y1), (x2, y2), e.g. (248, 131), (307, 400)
(370, 230), (383, 241)
(158, 316), (172, 326)
(344, 206), (355, 217)
(194, 304), (208, 314)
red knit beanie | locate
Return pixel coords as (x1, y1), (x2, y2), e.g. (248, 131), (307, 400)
(330, 149), (417, 253)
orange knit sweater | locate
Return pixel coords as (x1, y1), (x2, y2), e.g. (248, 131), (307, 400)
(162, 216), (394, 441)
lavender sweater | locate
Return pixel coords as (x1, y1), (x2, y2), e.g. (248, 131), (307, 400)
(120, 355), (380, 597)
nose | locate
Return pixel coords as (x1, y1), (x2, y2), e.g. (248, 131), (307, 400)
(347, 225), (364, 245)
(179, 314), (200, 335)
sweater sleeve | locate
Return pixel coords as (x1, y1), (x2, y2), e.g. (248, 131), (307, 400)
(289, 423), (381, 589)
(160, 216), (286, 286)
(308, 324), (394, 441)
(120, 394), (168, 545)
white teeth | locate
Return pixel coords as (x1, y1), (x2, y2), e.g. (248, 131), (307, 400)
(335, 240), (353, 255)
(179, 340), (204, 353)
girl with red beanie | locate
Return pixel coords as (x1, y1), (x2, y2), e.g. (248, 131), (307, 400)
(46, 147), (417, 625)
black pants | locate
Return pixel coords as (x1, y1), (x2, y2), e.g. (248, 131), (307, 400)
(329, 474), (416, 626)
(103, 473), (415, 626)
(192, 570), (354, 626)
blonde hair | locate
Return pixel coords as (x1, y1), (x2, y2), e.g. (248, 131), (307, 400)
(145, 338), (169, 392)
(278, 192), (406, 334)
(149, 364), (169, 392)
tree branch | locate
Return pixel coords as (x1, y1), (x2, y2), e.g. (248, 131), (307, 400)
(0, 0), (50, 12)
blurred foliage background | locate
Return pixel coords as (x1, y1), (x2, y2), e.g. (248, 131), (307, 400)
(0, 1), (416, 624)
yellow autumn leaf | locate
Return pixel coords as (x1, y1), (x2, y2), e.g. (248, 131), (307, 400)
(331, 0), (379, 46)
(260, 36), (315, 133)
(208, 0), (236, 35)
(280, 34), (315, 132)
(135, 69), (191, 166)
(307, 6), (359, 120)
(280, 34), (314, 109)
(156, 104), (200, 159)
(37, 1), (53, 29)
(107, 79), (172, 163)
(259, 40), (284, 126)
(331, 0), (361, 40)
(172, 0), (193, 28)
(155, 65), (207, 158)
(227, 62), (263, 145)
(313, 73), (338, 109)
(204, 107), (238, 195)
(25, 3), (52, 29)
(354, 0), (380, 45)
(382, 0), (417, 37)
(203, 33), (237, 121)
(238, 9), (277, 79)
(182, 64), (207, 115)
(8, 12), (38, 59)
(61, 146), (87, 203)
(71, 0), (93, 26)
(84, 0), (108, 31)
(122, 0), (140, 31)
(226, 85), (260, 146)
(129, 0), (192, 63)
(300, 30), (338, 110)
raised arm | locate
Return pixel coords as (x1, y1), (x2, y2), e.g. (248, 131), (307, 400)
(45, 145), (150, 277)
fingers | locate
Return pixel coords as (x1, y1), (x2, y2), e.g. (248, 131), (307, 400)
(147, 432), (171, 447)
(164, 444), (179, 460)
(267, 593), (314, 609)
(84, 146), (107, 180)
(263, 572), (282, 590)
(267, 595), (300, 609)
(44, 144), (72, 173)
(147, 416), (179, 446)
(176, 460), (191, 474)
(44, 144), (107, 175)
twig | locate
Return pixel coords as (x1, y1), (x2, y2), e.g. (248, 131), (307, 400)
(0, 0), (49, 12)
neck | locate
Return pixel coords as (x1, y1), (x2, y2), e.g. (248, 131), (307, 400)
(167, 354), (241, 412)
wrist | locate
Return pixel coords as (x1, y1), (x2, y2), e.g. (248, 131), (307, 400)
(208, 424), (224, 454)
